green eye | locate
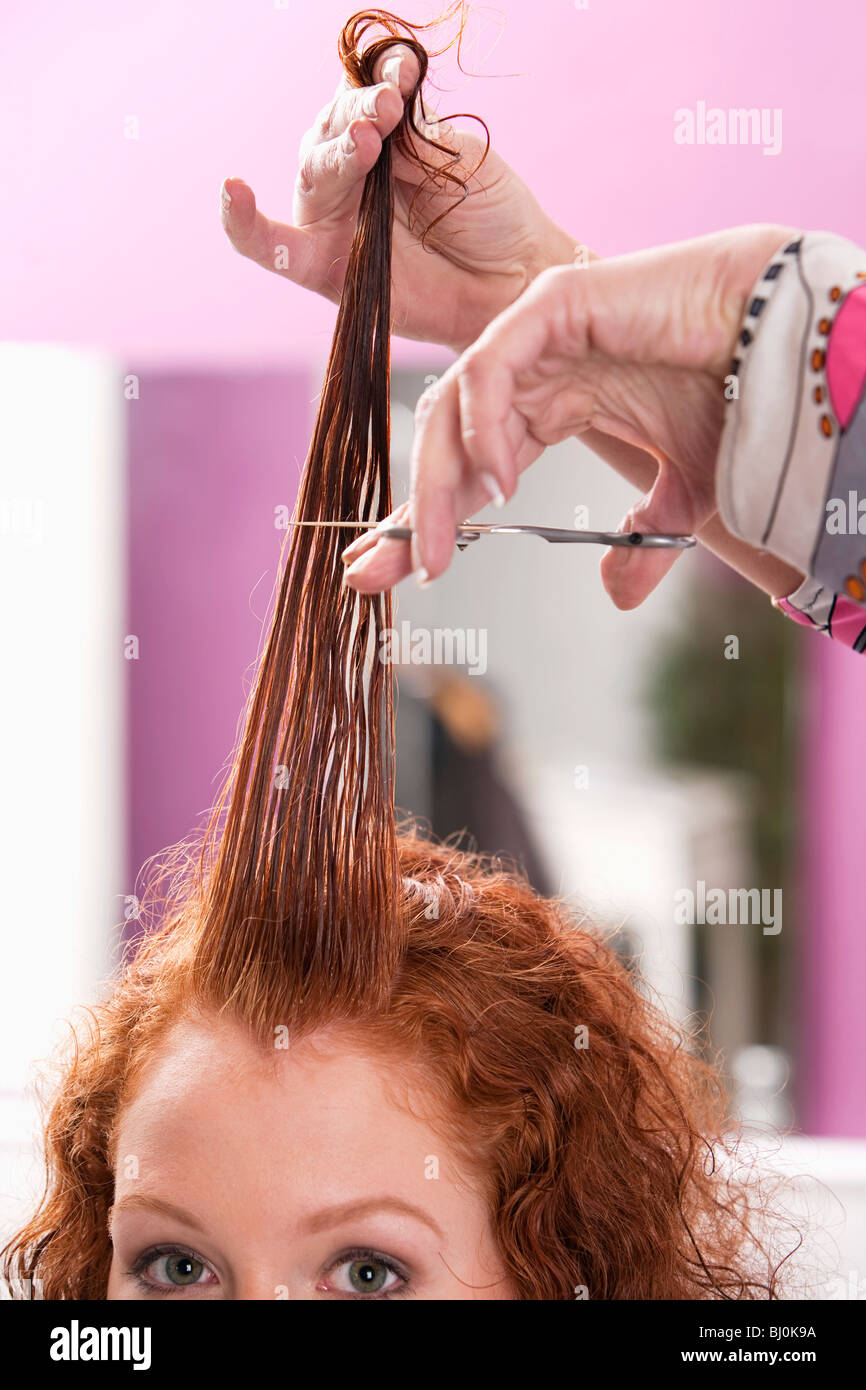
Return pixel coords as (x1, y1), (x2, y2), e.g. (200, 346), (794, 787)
(164, 1252), (205, 1286)
(348, 1257), (390, 1294)
(322, 1249), (406, 1297)
(131, 1245), (217, 1294)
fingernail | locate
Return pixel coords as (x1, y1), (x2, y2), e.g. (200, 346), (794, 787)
(410, 533), (428, 581)
(382, 55), (402, 87)
(342, 529), (378, 563)
(363, 88), (380, 118)
(423, 116), (448, 142)
(480, 472), (506, 508)
(220, 180), (232, 214)
(343, 555), (368, 582)
(343, 125), (357, 152)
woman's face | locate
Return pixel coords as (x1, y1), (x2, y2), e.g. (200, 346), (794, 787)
(106, 1012), (511, 1300)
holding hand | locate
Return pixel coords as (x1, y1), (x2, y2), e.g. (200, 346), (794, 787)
(220, 43), (577, 354)
(342, 224), (799, 608)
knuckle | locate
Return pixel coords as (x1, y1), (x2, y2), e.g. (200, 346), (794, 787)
(313, 100), (338, 143)
(322, 138), (343, 181)
(534, 264), (571, 301)
(296, 131), (314, 169)
(296, 150), (316, 197)
(415, 382), (440, 424)
(545, 263), (579, 299)
(457, 348), (486, 390)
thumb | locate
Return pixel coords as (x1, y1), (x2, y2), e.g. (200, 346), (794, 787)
(220, 177), (318, 287)
(600, 462), (707, 610)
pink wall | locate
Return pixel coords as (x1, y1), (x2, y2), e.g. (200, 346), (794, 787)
(125, 370), (311, 901)
(4, 1), (865, 1130)
(804, 645), (866, 1137)
(2, 0), (863, 366)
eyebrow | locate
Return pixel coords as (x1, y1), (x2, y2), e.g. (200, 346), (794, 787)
(109, 1194), (206, 1234)
(109, 1193), (444, 1242)
(299, 1197), (444, 1240)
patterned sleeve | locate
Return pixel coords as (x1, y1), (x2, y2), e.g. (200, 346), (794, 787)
(716, 232), (866, 652)
(773, 577), (866, 653)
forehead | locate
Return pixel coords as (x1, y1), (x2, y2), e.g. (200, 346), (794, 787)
(111, 1014), (468, 1229)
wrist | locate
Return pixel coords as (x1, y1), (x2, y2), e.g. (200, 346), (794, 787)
(449, 220), (585, 354)
(531, 220), (586, 276)
(697, 514), (805, 600)
(712, 224), (798, 374)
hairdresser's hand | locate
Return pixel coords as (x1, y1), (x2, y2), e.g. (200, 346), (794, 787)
(342, 224), (800, 608)
(220, 45), (578, 354)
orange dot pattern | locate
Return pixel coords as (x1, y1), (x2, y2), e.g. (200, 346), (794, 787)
(810, 277), (866, 435)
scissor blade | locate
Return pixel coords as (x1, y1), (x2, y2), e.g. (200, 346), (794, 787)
(378, 523), (696, 549)
(287, 520), (696, 549)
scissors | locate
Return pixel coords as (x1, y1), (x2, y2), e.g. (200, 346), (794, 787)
(290, 520), (696, 550)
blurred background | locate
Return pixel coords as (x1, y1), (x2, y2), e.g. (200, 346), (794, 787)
(1, 0), (865, 1293)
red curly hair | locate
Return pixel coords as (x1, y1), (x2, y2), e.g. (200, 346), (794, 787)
(3, 832), (796, 1301)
